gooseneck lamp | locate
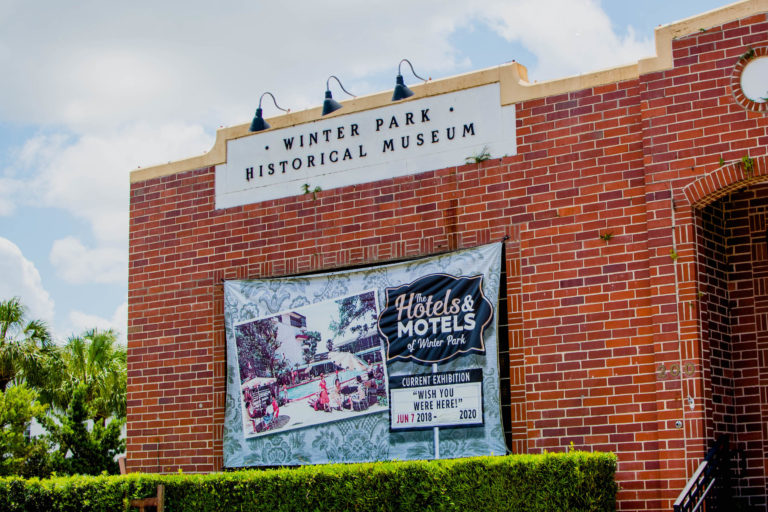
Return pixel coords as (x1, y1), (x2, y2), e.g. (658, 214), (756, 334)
(322, 75), (356, 116)
(392, 59), (427, 101)
(249, 92), (289, 132)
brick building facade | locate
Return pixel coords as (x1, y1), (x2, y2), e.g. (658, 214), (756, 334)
(127, 2), (768, 510)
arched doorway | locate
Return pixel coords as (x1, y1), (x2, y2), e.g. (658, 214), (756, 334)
(695, 179), (768, 509)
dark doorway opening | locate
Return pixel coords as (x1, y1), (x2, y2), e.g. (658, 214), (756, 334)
(696, 182), (768, 509)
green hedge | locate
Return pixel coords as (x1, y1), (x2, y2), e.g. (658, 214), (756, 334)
(0, 452), (616, 512)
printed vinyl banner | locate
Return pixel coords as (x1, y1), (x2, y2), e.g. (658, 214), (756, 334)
(223, 243), (506, 467)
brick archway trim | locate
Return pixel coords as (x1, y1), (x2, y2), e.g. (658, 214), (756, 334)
(683, 155), (768, 209)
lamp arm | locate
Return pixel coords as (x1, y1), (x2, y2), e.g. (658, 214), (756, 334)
(258, 92), (289, 113)
(326, 75), (356, 98)
(397, 59), (427, 82)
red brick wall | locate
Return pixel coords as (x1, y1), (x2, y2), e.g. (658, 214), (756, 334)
(127, 12), (768, 512)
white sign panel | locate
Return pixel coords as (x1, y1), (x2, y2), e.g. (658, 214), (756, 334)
(389, 369), (484, 431)
(215, 83), (516, 209)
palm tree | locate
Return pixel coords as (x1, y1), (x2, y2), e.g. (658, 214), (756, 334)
(46, 328), (126, 424)
(0, 297), (53, 392)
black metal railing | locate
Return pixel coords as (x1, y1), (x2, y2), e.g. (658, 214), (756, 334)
(673, 435), (733, 512)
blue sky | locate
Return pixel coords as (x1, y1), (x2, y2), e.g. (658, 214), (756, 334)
(0, 0), (733, 343)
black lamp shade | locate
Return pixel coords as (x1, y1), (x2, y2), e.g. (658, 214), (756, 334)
(322, 90), (343, 116)
(249, 108), (270, 132)
(392, 74), (414, 101)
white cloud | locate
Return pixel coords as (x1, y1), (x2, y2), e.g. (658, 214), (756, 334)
(0, 237), (54, 323)
(6, 122), (212, 245)
(0, 1), (482, 130)
(68, 301), (128, 345)
(49, 236), (127, 284)
(0, 1), (657, 133)
(479, 0), (653, 80)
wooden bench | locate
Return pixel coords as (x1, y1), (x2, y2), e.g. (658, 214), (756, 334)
(130, 484), (164, 512)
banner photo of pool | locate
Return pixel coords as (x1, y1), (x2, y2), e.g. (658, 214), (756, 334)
(233, 290), (388, 439)
(223, 242), (506, 467)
